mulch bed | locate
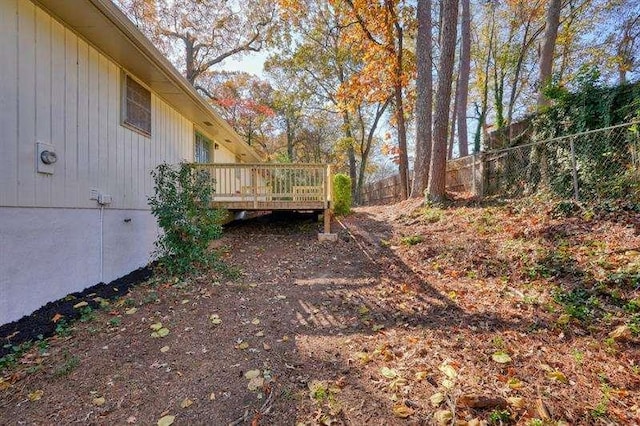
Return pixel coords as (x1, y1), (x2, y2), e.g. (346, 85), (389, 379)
(0, 267), (153, 358)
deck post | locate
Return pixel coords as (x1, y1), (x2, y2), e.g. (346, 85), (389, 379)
(317, 164), (338, 241)
(252, 168), (258, 209)
(324, 208), (331, 234)
(324, 164), (331, 210)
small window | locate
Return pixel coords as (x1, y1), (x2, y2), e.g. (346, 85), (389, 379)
(122, 74), (151, 136)
(195, 132), (212, 163)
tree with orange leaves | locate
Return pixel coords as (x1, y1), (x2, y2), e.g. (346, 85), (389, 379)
(272, 0), (393, 202)
(335, 0), (416, 200)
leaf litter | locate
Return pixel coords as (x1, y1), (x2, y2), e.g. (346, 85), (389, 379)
(2, 202), (639, 424)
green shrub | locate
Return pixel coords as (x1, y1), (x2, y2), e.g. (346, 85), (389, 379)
(488, 409), (511, 424)
(421, 208), (442, 223)
(400, 235), (424, 246)
(553, 287), (600, 321)
(332, 173), (352, 216)
(148, 162), (225, 275)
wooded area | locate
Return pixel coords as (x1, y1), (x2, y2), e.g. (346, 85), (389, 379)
(114, 0), (640, 204)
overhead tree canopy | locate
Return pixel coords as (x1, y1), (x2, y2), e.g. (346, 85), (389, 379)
(114, 0), (640, 203)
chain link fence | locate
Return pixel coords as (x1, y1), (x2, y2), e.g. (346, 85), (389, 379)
(483, 122), (640, 204)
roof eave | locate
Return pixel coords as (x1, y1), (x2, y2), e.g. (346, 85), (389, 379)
(31, 0), (263, 163)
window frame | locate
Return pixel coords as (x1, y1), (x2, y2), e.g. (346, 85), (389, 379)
(121, 72), (152, 137)
(194, 131), (214, 164)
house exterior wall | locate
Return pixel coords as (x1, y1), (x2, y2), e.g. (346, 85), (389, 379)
(0, 0), (239, 325)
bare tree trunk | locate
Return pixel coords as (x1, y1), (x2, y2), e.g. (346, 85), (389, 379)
(473, 4), (495, 153)
(448, 78), (458, 160)
(184, 37), (197, 84)
(427, 0), (458, 203)
(410, 0), (433, 198)
(537, 0), (562, 108)
(617, 15), (640, 85)
(356, 99), (391, 203)
(505, 9), (548, 136)
(394, 27), (409, 200)
(341, 113), (358, 200)
(456, 0), (470, 157)
(536, 0), (562, 187)
(557, 9), (574, 85)
(286, 118), (294, 161)
(394, 86), (409, 200)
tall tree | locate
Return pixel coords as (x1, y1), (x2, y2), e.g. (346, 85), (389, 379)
(615, 13), (640, 84)
(427, 0), (458, 202)
(272, 0), (391, 201)
(205, 72), (276, 152)
(472, 2), (496, 153)
(536, 0), (562, 108)
(340, 0), (416, 200)
(115, 0), (275, 86)
(535, 0), (562, 187)
(354, 99), (392, 202)
(271, 0), (360, 187)
(456, 0), (471, 158)
(410, 0), (432, 198)
(505, 1), (545, 135)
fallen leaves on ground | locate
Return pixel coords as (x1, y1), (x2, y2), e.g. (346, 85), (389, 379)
(150, 323), (170, 338)
(380, 367), (397, 379)
(156, 415), (175, 426)
(491, 352), (512, 364)
(2, 199), (639, 425)
(392, 402), (414, 418)
(27, 390), (43, 401)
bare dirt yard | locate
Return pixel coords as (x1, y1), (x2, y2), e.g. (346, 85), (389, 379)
(1, 199), (639, 425)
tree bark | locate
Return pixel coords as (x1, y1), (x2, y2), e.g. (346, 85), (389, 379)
(617, 15), (640, 85)
(394, 24), (409, 200)
(410, 0), (433, 198)
(286, 118), (294, 161)
(184, 36), (197, 84)
(356, 98), (391, 203)
(342, 112), (358, 200)
(456, 0), (470, 158)
(473, 4), (495, 153)
(537, 0), (562, 108)
(448, 78), (458, 160)
(427, 0), (458, 203)
(536, 0), (562, 187)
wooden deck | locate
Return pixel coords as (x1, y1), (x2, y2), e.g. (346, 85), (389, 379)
(193, 163), (332, 213)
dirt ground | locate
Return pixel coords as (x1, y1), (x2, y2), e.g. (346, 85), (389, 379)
(1, 200), (639, 425)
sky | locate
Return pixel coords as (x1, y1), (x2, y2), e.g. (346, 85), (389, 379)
(222, 51), (269, 76)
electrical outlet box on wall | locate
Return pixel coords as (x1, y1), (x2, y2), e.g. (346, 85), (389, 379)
(36, 142), (56, 174)
(98, 194), (112, 205)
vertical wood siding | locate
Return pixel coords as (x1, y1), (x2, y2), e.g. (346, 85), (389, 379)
(1, 0), (196, 210)
(0, 0), (19, 206)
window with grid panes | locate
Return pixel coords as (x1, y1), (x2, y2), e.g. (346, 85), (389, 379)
(122, 74), (151, 136)
(195, 132), (213, 163)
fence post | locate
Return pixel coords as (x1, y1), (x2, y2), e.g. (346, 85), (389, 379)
(472, 153), (484, 198)
(472, 154), (477, 196)
(569, 139), (579, 201)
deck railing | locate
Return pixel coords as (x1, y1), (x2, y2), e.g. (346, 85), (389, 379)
(193, 163), (332, 210)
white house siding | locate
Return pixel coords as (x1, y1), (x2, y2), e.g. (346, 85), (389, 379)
(0, 0), (238, 324)
(215, 147), (237, 164)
